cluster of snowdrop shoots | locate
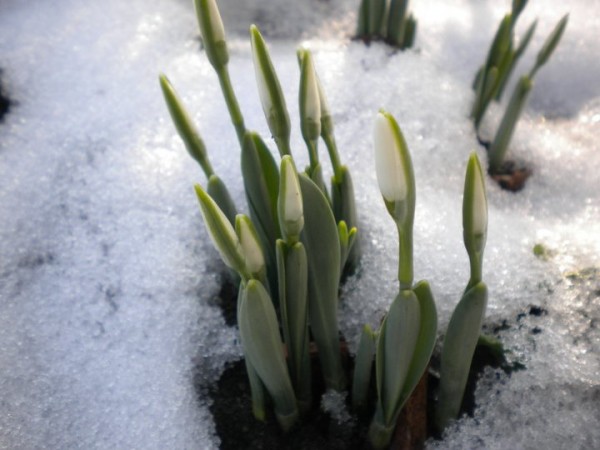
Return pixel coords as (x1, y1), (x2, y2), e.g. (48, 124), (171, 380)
(160, 0), (495, 448)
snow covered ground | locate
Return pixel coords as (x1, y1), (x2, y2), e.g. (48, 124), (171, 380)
(0, 0), (598, 448)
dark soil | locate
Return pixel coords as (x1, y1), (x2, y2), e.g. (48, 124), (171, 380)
(476, 135), (532, 192)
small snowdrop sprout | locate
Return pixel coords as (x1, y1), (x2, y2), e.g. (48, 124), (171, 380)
(194, 184), (246, 278)
(250, 25), (291, 157)
(472, 4), (568, 181)
(235, 215), (266, 280)
(278, 156), (304, 243)
(194, 0), (228, 70)
(356, 0), (416, 49)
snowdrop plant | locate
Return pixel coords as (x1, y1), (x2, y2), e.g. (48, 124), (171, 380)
(487, 15), (568, 172)
(160, 0), (360, 431)
(356, 0), (417, 49)
(352, 111), (438, 449)
(471, 0), (568, 173)
(434, 153), (489, 433)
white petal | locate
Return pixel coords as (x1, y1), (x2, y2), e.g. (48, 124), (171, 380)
(374, 113), (407, 202)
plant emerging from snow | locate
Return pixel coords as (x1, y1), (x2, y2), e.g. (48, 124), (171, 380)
(160, 0), (495, 444)
(471, 0), (568, 173)
(356, 0), (417, 49)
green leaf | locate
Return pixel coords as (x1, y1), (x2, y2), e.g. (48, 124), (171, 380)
(352, 324), (377, 411)
(368, 0), (387, 36)
(332, 166), (360, 273)
(241, 132), (280, 291)
(435, 282), (488, 432)
(159, 74), (214, 178)
(276, 240), (311, 412)
(393, 280), (437, 418)
(377, 290), (421, 425)
(387, 0), (409, 46)
(238, 280), (299, 431)
(489, 75), (532, 171)
(356, 0), (369, 37)
(337, 221), (357, 277)
(402, 15), (417, 49)
(532, 14), (568, 77)
(299, 174), (345, 390)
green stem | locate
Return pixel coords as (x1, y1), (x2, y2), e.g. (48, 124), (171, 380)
(323, 133), (343, 181)
(397, 223), (413, 290)
(467, 252), (482, 291)
(216, 66), (246, 144)
(275, 136), (292, 157)
(305, 139), (319, 170)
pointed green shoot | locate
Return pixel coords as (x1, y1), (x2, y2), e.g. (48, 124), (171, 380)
(276, 240), (311, 412)
(332, 166), (360, 274)
(402, 15), (417, 49)
(352, 324), (377, 411)
(250, 25), (291, 157)
(435, 282), (488, 433)
(159, 74), (214, 178)
(463, 154), (487, 287)
(278, 156), (304, 244)
(194, 184), (246, 277)
(368, 0), (387, 36)
(489, 75), (532, 172)
(337, 220), (357, 277)
(356, 0), (369, 37)
(194, 0), (229, 70)
(238, 280), (299, 431)
(511, 0), (529, 23)
(299, 174), (345, 390)
(530, 14), (568, 78)
(235, 215), (266, 281)
(387, 0), (409, 47)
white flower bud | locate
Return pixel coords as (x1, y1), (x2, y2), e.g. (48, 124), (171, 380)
(236, 215), (265, 277)
(278, 156), (304, 240)
(374, 112), (408, 203)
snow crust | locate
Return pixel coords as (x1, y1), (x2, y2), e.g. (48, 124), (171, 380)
(0, 0), (598, 448)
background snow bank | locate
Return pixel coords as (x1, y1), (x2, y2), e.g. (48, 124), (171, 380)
(0, 0), (598, 448)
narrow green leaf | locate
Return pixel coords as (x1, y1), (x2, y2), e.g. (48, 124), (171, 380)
(435, 282), (488, 432)
(489, 75), (532, 171)
(352, 324), (377, 411)
(356, 0), (369, 37)
(387, 0), (409, 46)
(531, 14), (568, 77)
(241, 132), (280, 293)
(379, 290), (421, 425)
(238, 280), (299, 431)
(332, 166), (360, 273)
(402, 15), (417, 49)
(299, 174), (345, 390)
(393, 280), (437, 418)
(369, 0), (387, 36)
(276, 240), (311, 412)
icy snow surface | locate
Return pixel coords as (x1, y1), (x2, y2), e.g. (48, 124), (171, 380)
(0, 0), (598, 448)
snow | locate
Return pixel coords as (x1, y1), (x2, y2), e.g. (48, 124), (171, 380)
(0, 0), (598, 449)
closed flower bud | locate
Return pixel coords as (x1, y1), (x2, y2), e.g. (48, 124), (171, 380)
(195, 0), (229, 69)
(278, 156), (304, 241)
(299, 49), (321, 142)
(374, 111), (408, 203)
(235, 215), (265, 278)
